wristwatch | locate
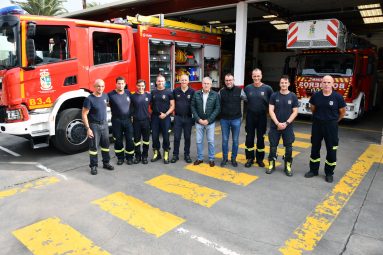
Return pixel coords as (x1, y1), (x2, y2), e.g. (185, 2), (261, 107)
(286, 121), (290, 125)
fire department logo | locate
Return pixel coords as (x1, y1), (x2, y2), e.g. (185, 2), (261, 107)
(329, 101), (334, 106)
(162, 95), (166, 100)
(187, 95), (191, 99)
(126, 96), (130, 102)
(177, 94), (180, 97)
(145, 97), (148, 102)
(288, 100), (292, 104)
(276, 99), (280, 103)
(261, 92), (265, 96)
(40, 69), (52, 91)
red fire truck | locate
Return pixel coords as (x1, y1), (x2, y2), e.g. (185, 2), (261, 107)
(286, 19), (380, 120)
(0, 13), (221, 153)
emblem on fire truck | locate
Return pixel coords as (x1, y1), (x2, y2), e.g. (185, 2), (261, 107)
(40, 69), (52, 91)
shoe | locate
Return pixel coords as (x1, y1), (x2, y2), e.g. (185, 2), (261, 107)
(171, 155), (179, 163)
(103, 163), (114, 170)
(133, 157), (141, 164)
(325, 175), (333, 183)
(151, 150), (162, 162)
(209, 161), (215, 167)
(284, 162), (293, 177)
(194, 160), (203, 165)
(266, 160), (275, 174)
(304, 171), (318, 178)
(245, 159), (253, 168)
(256, 161), (265, 167)
(220, 159), (228, 167)
(126, 159), (133, 165)
(90, 166), (97, 175)
(117, 159), (124, 165)
(184, 155), (192, 163)
(231, 159), (238, 167)
(142, 158), (148, 164)
(163, 150), (169, 164)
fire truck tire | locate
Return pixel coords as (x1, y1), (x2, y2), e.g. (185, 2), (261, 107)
(53, 108), (88, 154)
(356, 98), (365, 121)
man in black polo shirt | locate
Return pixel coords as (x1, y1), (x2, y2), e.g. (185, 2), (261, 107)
(305, 75), (346, 183)
(131, 79), (152, 164)
(219, 73), (247, 167)
(82, 79), (114, 175)
(244, 68), (273, 168)
(108, 76), (134, 165)
(151, 74), (175, 164)
(267, 75), (298, 176)
(171, 74), (195, 163)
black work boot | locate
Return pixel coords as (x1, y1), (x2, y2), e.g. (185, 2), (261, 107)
(266, 160), (275, 174)
(284, 161), (293, 177)
(90, 166), (97, 175)
(103, 163), (114, 171)
(171, 155), (179, 163)
(163, 150), (170, 164)
(151, 149), (162, 162)
(133, 157), (141, 164)
(245, 159), (253, 168)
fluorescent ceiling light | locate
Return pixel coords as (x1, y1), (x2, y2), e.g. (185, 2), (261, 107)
(208, 20), (221, 24)
(359, 9), (382, 17)
(273, 24), (289, 30)
(263, 15), (277, 19)
(270, 20), (286, 24)
(358, 3), (381, 10)
(363, 16), (383, 23)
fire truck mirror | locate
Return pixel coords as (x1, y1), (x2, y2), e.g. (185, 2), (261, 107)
(27, 22), (36, 38)
(26, 38), (36, 66)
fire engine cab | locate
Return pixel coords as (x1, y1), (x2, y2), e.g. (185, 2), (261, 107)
(286, 19), (380, 120)
(0, 9), (221, 153)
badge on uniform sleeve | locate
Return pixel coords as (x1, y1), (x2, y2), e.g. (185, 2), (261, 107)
(261, 92), (265, 96)
(329, 101), (334, 106)
(288, 100), (291, 104)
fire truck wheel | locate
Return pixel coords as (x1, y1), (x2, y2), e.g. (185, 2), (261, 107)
(53, 108), (88, 154)
(356, 98), (365, 121)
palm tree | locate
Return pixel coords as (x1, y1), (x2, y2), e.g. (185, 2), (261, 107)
(11, 0), (68, 16)
(86, 1), (100, 8)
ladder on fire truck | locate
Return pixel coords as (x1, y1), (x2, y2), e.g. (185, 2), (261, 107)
(125, 14), (223, 34)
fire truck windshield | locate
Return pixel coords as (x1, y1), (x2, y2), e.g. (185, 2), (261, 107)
(0, 19), (20, 70)
(297, 53), (354, 77)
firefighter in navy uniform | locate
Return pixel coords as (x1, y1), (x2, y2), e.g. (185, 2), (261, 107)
(82, 79), (114, 175)
(108, 76), (134, 165)
(304, 75), (346, 183)
(151, 74), (175, 164)
(131, 79), (152, 164)
(267, 75), (298, 176)
(171, 74), (195, 163)
(244, 68), (273, 168)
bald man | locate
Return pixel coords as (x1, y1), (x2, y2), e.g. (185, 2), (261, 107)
(304, 75), (346, 183)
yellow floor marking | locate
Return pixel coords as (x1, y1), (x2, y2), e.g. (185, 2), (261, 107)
(279, 144), (383, 255)
(295, 120), (382, 133)
(184, 163), (258, 186)
(92, 192), (185, 237)
(263, 137), (311, 149)
(145, 174), (226, 208)
(238, 144), (301, 157)
(216, 152), (282, 167)
(0, 177), (59, 199)
(12, 217), (110, 255)
(294, 132), (311, 140)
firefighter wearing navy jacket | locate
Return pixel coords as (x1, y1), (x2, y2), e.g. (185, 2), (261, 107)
(305, 75), (346, 183)
(267, 75), (298, 176)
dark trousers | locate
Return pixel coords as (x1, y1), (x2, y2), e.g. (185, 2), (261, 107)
(111, 117), (134, 160)
(151, 115), (171, 151)
(89, 122), (110, 167)
(310, 120), (339, 176)
(245, 111), (267, 162)
(268, 127), (295, 162)
(173, 115), (193, 157)
(133, 118), (150, 159)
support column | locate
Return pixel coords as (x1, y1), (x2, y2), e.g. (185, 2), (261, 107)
(233, 1), (248, 87)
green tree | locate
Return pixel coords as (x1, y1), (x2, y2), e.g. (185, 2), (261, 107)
(86, 1), (100, 8)
(11, 0), (68, 16)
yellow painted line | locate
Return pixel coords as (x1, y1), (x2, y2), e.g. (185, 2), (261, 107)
(145, 174), (226, 208)
(216, 152), (282, 167)
(12, 217), (110, 255)
(92, 192), (185, 237)
(263, 137), (311, 149)
(279, 144), (383, 255)
(184, 163), (258, 186)
(0, 177), (60, 199)
(294, 132), (311, 140)
(238, 144), (301, 157)
(295, 120), (382, 133)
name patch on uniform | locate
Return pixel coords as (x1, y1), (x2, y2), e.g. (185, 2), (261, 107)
(329, 101), (334, 106)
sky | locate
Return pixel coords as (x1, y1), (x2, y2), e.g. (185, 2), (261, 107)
(0, 0), (117, 13)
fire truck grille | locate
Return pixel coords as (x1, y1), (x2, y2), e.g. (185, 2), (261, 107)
(0, 106), (6, 123)
(292, 41), (311, 47)
(312, 41), (332, 47)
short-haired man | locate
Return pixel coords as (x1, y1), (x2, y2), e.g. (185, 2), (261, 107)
(130, 79), (152, 164)
(171, 74), (195, 163)
(151, 74), (175, 164)
(267, 75), (298, 176)
(108, 76), (134, 165)
(191, 77), (220, 167)
(305, 75), (346, 183)
(244, 68), (273, 168)
(219, 73), (247, 167)
(82, 79), (114, 175)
